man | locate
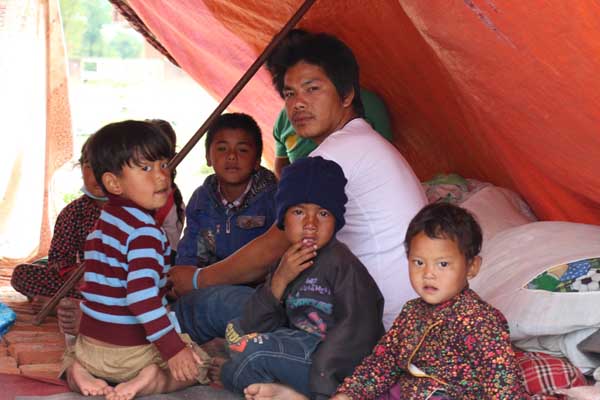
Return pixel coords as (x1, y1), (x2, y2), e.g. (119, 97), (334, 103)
(169, 30), (426, 345)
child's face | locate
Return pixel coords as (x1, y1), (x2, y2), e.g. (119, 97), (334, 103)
(408, 231), (481, 305)
(283, 203), (335, 250)
(103, 157), (171, 210)
(207, 128), (259, 187)
(81, 162), (105, 199)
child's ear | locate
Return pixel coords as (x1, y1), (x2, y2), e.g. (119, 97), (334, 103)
(101, 172), (122, 196)
(466, 256), (482, 280)
(206, 152), (212, 167)
(254, 158), (260, 171)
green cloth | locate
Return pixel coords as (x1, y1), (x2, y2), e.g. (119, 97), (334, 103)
(273, 88), (393, 162)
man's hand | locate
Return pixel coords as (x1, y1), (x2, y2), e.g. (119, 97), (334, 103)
(271, 241), (317, 301)
(168, 346), (203, 382)
(167, 266), (198, 296)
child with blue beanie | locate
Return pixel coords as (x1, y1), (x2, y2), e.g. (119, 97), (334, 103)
(219, 156), (385, 400)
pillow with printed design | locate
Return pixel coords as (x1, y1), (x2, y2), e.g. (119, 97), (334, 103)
(470, 221), (600, 372)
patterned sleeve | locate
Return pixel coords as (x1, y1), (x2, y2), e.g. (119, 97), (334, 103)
(126, 225), (185, 361)
(336, 306), (411, 399)
(48, 199), (83, 275)
(470, 310), (529, 399)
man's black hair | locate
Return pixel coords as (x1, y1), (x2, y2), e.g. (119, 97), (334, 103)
(88, 120), (172, 193)
(266, 29), (365, 117)
(404, 203), (483, 261)
(205, 113), (263, 161)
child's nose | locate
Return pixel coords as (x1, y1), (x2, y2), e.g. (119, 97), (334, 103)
(157, 166), (170, 182)
(304, 214), (317, 228)
(423, 264), (435, 278)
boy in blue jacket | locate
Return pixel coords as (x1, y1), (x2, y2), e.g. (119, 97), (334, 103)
(176, 113), (277, 272)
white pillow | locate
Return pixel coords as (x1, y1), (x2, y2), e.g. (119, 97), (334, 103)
(460, 186), (536, 244)
(470, 221), (600, 370)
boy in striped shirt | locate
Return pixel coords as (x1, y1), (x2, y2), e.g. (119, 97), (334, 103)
(63, 121), (209, 399)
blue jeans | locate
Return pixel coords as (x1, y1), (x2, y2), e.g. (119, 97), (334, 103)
(173, 285), (255, 344)
(220, 319), (321, 396)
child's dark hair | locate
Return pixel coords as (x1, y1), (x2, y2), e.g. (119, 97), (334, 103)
(205, 113), (263, 160)
(88, 120), (172, 193)
(148, 119), (177, 156)
(404, 203), (482, 261)
(78, 135), (92, 165)
(266, 29), (364, 118)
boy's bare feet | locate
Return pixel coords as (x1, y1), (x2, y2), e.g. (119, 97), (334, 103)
(67, 360), (113, 396)
(208, 356), (227, 387)
(107, 364), (163, 400)
(57, 297), (82, 335)
(31, 295), (53, 313)
(244, 383), (308, 400)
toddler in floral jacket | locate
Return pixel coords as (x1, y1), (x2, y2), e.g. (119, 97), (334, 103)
(334, 203), (528, 400)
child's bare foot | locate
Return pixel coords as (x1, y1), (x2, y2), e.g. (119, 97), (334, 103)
(57, 297), (82, 335)
(107, 364), (163, 400)
(208, 356), (227, 387)
(67, 361), (112, 396)
(31, 295), (53, 313)
(244, 383), (308, 400)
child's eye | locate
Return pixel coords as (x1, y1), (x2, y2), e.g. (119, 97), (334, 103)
(160, 162), (169, 169)
(291, 209), (303, 216)
(282, 90), (294, 99)
(141, 165), (152, 172)
(306, 86), (319, 93)
(238, 147), (250, 153)
(439, 261), (449, 268)
(318, 210), (330, 217)
(412, 259), (424, 267)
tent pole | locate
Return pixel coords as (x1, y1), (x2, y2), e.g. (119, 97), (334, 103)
(32, 0), (316, 326)
(169, 0), (316, 169)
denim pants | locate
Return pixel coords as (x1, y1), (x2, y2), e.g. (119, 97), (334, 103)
(220, 319), (321, 396)
(173, 285), (255, 344)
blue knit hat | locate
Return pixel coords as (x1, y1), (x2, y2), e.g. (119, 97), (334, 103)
(276, 156), (348, 233)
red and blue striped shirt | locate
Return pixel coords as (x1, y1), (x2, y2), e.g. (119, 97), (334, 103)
(79, 195), (185, 361)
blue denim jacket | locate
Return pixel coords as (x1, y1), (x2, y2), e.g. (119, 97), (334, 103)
(176, 167), (277, 266)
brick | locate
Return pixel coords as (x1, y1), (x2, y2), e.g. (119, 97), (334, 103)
(0, 356), (17, 368)
(0, 365), (20, 375)
(3, 331), (64, 345)
(20, 363), (62, 379)
(8, 342), (65, 365)
(0, 356), (19, 375)
(11, 321), (59, 332)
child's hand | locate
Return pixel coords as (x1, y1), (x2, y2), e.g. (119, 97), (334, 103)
(167, 345), (203, 382)
(271, 241), (316, 300)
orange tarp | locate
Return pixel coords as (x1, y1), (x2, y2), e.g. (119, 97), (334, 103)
(127, 0), (600, 224)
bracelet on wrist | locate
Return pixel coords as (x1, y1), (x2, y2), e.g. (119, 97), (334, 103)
(192, 268), (201, 290)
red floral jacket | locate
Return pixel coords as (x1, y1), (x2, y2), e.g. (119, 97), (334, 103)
(337, 288), (528, 399)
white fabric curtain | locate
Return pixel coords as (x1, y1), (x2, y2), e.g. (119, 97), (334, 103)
(0, 0), (72, 264)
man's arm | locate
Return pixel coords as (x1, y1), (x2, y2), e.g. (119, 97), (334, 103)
(169, 224), (290, 295)
(274, 156), (290, 180)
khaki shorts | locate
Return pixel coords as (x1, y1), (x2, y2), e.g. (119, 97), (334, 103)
(62, 333), (211, 384)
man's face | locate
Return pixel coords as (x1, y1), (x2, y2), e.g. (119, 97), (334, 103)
(282, 62), (354, 144)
